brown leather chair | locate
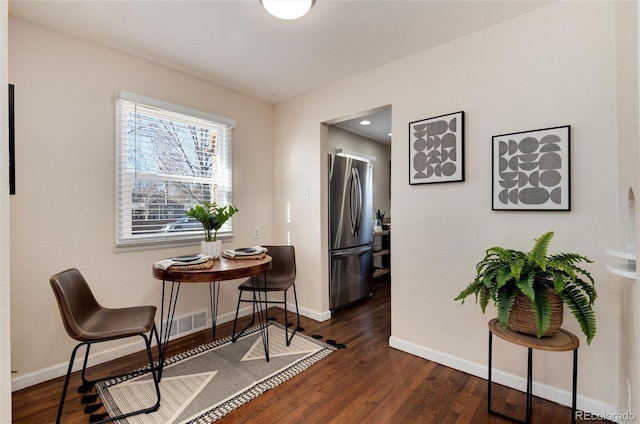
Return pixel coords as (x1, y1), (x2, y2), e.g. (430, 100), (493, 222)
(49, 268), (161, 424)
(232, 245), (301, 345)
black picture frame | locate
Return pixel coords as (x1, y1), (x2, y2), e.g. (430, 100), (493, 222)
(9, 84), (15, 195)
(409, 111), (464, 185)
(492, 125), (571, 211)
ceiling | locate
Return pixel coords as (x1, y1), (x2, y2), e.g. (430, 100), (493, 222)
(332, 107), (392, 144)
(8, 0), (552, 143)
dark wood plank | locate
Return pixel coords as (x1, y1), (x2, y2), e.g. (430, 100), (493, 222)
(12, 277), (612, 423)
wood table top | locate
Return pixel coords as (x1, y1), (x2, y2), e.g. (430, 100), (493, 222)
(488, 318), (579, 352)
(152, 255), (272, 283)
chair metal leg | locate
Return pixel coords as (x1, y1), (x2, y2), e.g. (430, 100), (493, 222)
(232, 290), (257, 342)
(233, 275), (297, 358)
(284, 284), (301, 346)
(255, 284), (270, 362)
(142, 332), (161, 412)
(232, 291), (242, 342)
(57, 332), (161, 424)
(56, 343), (85, 424)
(284, 289), (290, 345)
(292, 283), (301, 329)
(91, 333), (160, 424)
(80, 343), (92, 385)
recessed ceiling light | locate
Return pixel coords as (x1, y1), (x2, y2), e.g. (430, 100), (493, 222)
(388, 132), (392, 137)
(360, 120), (372, 126)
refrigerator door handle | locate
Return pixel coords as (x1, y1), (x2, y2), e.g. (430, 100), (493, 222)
(350, 167), (362, 237)
(331, 245), (372, 257)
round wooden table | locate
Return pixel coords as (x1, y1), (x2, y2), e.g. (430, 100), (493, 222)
(152, 255), (272, 283)
(487, 318), (579, 424)
(152, 255), (272, 378)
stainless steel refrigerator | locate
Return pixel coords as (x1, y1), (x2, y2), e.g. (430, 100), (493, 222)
(328, 153), (373, 311)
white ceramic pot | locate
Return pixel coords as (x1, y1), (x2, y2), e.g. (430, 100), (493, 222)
(373, 219), (383, 233)
(201, 240), (222, 259)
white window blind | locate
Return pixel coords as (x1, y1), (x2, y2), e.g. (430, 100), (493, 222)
(115, 91), (235, 248)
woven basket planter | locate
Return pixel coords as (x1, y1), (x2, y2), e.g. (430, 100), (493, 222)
(507, 288), (564, 337)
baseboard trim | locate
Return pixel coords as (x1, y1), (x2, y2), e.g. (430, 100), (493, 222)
(389, 336), (622, 422)
(12, 303), (331, 391)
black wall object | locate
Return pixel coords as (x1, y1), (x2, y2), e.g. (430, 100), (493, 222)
(9, 84), (14, 195)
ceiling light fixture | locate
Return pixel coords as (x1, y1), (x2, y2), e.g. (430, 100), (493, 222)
(360, 120), (372, 126)
(261, 0), (315, 20)
(335, 148), (376, 163)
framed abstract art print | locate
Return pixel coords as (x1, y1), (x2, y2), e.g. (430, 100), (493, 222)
(492, 125), (570, 211)
(409, 111), (464, 185)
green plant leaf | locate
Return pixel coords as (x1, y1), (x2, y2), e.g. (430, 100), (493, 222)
(478, 286), (490, 313)
(572, 277), (598, 305)
(496, 266), (513, 288)
(482, 270), (497, 289)
(528, 231), (554, 270)
(186, 201), (238, 242)
(560, 285), (597, 344)
(510, 259), (524, 282)
(516, 274), (535, 302)
(496, 285), (517, 328)
(551, 271), (567, 294)
(454, 280), (481, 303)
(456, 231), (597, 344)
(531, 285), (551, 337)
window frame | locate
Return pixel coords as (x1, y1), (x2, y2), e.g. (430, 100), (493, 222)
(114, 91), (236, 251)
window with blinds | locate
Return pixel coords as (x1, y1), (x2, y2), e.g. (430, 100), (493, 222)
(115, 91), (235, 248)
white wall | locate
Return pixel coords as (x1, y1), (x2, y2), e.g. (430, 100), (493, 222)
(1, 1), (12, 421)
(8, 17), (275, 386)
(274, 1), (626, 416)
(614, 1), (640, 420)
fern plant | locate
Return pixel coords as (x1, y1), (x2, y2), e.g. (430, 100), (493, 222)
(186, 201), (238, 242)
(454, 231), (597, 344)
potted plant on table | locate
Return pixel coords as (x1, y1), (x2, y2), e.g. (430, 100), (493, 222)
(454, 231), (597, 344)
(374, 209), (386, 233)
(186, 201), (238, 259)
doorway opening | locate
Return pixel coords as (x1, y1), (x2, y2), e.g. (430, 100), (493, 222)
(325, 105), (392, 315)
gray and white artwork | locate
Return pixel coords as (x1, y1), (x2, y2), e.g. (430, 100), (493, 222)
(492, 125), (570, 211)
(409, 111), (464, 184)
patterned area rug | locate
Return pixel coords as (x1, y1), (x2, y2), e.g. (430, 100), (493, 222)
(97, 324), (335, 423)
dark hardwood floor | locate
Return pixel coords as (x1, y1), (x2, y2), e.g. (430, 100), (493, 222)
(13, 277), (611, 423)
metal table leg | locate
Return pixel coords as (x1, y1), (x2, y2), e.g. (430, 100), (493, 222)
(572, 349), (578, 424)
(488, 319), (580, 423)
(526, 348), (533, 424)
(209, 281), (220, 339)
(488, 331), (578, 424)
(488, 328), (531, 424)
(158, 279), (220, 380)
(158, 280), (181, 381)
(488, 331), (493, 414)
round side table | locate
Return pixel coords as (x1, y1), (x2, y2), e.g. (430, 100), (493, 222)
(488, 318), (579, 424)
